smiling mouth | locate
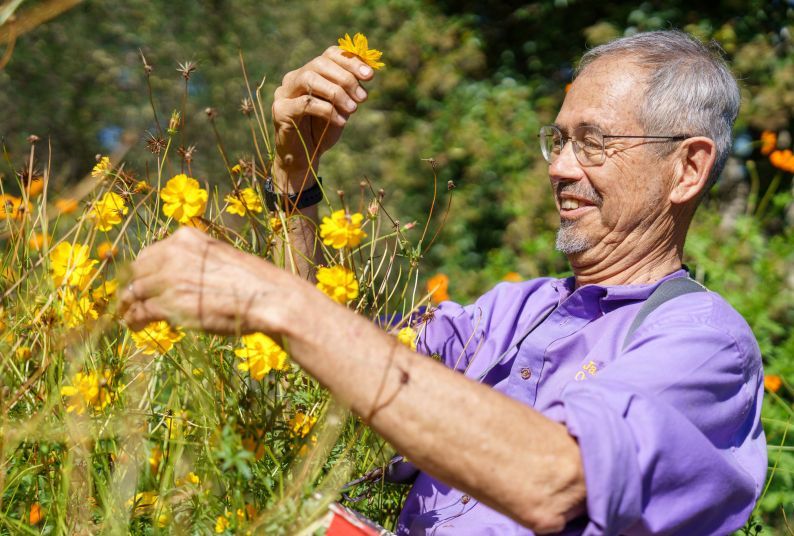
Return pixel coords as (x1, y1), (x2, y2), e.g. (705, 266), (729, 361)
(559, 197), (598, 217)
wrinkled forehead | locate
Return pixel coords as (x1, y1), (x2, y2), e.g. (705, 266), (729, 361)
(554, 58), (647, 133)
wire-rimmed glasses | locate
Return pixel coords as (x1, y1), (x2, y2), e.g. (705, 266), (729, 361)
(539, 124), (689, 166)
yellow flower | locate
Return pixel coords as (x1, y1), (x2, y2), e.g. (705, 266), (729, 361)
(91, 156), (112, 179)
(426, 273), (449, 302)
(97, 240), (118, 259)
(54, 198), (78, 214)
(760, 131), (777, 156)
(0, 194), (32, 220)
(60, 370), (113, 414)
(49, 242), (98, 289)
(28, 233), (48, 250)
(92, 279), (118, 303)
(269, 216), (283, 234)
(396, 326), (417, 351)
(236, 333), (288, 381)
(337, 32), (385, 70)
(289, 412), (317, 438)
(127, 491), (167, 526)
(148, 446), (162, 474)
(315, 265), (359, 304)
(225, 187), (263, 216)
(133, 180), (151, 193)
(130, 320), (185, 355)
(215, 514), (230, 533)
(160, 174), (208, 223)
(88, 191), (128, 231)
(59, 287), (99, 328)
(319, 210), (367, 249)
(16, 346), (32, 360)
(176, 471), (200, 486)
(230, 164), (242, 174)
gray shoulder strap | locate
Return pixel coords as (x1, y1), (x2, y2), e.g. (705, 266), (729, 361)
(622, 277), (707, 351)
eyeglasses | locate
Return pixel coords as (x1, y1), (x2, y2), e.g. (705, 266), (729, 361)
(538, 124), (689, 166)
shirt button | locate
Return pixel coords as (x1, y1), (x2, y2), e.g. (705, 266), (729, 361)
(520, 368), (531, 380)
(461, 494), (471, 504)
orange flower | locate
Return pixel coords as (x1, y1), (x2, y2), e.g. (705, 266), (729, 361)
(764, 374), (782, 393)
(769, 149), (794, 173)
(426, 273), (449, 302)
(55, 198), (78, 214)
(29, 502), (43, 525)
(760, 131), (777, 156)
(26, 177), (44, 197)
(337, 32), (385, 70)
(502, 272), (522, 282)
(564, 83), (572, 93)
(0, 194), (32, 220)
(28, 233), (48, 250)
(97, 241), (118, 259)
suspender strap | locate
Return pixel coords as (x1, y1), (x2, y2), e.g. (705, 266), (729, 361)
(622, 277), (706, 351)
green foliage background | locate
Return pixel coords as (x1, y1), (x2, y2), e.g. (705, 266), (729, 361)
(1, 0), (792, 533)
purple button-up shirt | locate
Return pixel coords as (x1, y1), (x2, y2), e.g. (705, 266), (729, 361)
(396, 270), (767, 535)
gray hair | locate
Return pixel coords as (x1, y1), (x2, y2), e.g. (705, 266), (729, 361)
(576, 30), (740, 189)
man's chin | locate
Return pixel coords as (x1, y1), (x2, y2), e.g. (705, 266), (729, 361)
(555, 224), (593, 255)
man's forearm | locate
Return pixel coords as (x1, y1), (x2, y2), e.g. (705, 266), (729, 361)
(272, 289), (588, 533)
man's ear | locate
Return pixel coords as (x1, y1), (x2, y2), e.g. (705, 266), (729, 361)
(669, 136), (717, 205)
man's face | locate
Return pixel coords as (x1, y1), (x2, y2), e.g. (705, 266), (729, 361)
(550, 58), (674, 262)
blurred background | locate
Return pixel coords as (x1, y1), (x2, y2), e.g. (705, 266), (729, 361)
(1, 0), (792, 531)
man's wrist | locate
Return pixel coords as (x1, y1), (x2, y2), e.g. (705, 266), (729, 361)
(272, 160), (318, 194)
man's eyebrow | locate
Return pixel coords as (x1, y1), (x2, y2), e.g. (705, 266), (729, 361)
(552, 121), (608, 133)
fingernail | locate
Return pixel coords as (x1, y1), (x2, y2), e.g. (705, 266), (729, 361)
(356, 87), (367, 101)
(359, 65), (373, 77)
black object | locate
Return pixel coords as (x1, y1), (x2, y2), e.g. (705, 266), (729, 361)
(264, 176), (324, 210)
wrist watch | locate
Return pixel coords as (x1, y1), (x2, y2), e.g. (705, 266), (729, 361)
(264, 176), (323, 211)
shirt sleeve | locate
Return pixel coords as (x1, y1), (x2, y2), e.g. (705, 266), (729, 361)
(550, 297), (767, 535)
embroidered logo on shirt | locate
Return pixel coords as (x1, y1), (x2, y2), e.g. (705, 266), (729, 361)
(574, 360), (599, 381)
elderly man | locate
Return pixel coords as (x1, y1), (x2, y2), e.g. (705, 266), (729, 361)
(121, 30), (767, 534)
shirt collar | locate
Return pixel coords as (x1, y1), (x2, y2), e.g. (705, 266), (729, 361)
(550, 268), (690, 308)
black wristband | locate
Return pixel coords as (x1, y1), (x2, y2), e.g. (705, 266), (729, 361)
(264, 176), (323, 211)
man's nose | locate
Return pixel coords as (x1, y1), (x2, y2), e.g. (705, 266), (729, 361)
(548, 139), (583, 180)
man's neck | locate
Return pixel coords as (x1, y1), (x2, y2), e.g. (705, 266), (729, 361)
(569, 241), (684, 288)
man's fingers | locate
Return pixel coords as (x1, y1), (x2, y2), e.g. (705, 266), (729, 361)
(321, 46), (375, 81)
(281, 70), (358, 113)
(273, 95), (347, 128)
(308, 56), (368, 103)
(123, 298), (169, 332)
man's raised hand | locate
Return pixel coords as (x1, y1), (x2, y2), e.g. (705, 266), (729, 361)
(271, 46), (374, 190)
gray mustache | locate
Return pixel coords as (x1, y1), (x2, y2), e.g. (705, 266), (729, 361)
(555, 181), (603, 207)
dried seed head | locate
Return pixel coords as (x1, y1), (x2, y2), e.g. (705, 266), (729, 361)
(204, 107), (217, 120)
(447, 180), (456, 191)
(27, 134), (39, 144)
(177, 60), (197, 80)
(178, 145), (197, 164)
(240, 97), (254, 116)
(139, 49), (153, 74)
(145, 132), (167, 155)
